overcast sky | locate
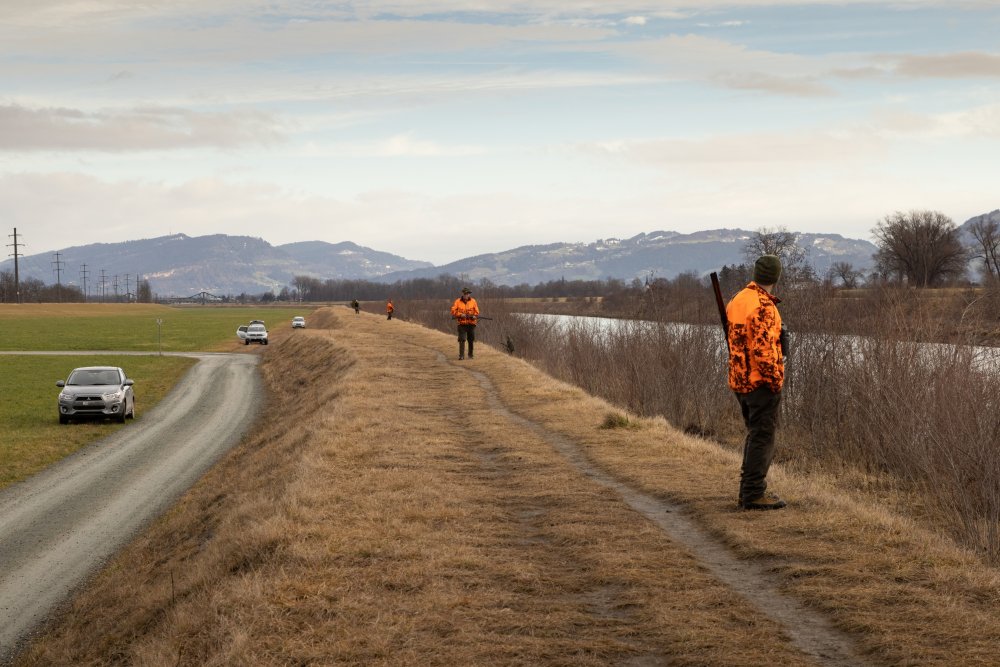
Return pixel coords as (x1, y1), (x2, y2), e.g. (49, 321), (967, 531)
(2, 1), (998, 265)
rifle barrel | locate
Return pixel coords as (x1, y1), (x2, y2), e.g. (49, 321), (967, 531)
(710, 272), (730, 353)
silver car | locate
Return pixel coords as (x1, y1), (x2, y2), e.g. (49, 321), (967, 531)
(56, 366), (135, 424)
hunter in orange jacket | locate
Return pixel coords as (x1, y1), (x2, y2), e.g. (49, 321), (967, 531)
(450, 293), (480, 325)
(726, 282), (784, 394)
(451, 288), (480, 359)
(727, 255), (787, 511)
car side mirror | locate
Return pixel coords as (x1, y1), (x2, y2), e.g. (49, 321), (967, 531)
(124, 379), (134, 386)
(56, 380), (65, 387)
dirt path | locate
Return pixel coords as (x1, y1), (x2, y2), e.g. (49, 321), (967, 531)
(0, 352), (261, 661)
(452, 352), (865, 666)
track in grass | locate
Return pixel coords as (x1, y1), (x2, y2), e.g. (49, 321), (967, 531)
(445, 353), (868, 667)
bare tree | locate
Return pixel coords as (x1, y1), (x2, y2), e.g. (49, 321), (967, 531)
(741, 226), (812, 283)
(828, 261), (863, 289)
(967, 213), (1000, 283)
(872, 210), (969, 287)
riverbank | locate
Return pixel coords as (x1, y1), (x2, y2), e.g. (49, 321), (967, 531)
(15, 306), (1000, 665)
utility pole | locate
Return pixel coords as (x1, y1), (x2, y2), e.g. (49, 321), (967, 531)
(7, 228), (22, 304)
(99, 269), (108, 303)
(113, 274), (119, 302)
(52, 251), (65, 303)
(124, 273), (132, 303)
(80, 264), (89, 302)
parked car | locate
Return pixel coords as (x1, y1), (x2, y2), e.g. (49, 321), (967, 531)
(245, 322), (268, 345)
(57, 366), (135, 424)
(236, 325), (248, 340)
(292, 316), (306, 329)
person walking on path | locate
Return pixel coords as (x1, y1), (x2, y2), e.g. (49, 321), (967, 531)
(352, 299), (360, 314)
(726, 254), (787, 511)
(450, 287), (479, 360)
(386, 300), (394, 320)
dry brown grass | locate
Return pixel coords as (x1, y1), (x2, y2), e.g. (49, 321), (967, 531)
(15, 305), (1000, 665)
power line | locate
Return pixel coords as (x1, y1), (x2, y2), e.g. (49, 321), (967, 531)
(52, 251), (65, 303)
(6, 228), (23, 304)
(80, 264), (89, 302)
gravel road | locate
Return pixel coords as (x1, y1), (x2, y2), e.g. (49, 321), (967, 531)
(0, 352), (261, 661)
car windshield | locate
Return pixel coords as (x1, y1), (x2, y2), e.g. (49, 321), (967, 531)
(68, 369), (120, 386)
(248, 324), (265, 332)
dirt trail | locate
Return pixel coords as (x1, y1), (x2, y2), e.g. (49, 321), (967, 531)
(421, 345), (866, 666)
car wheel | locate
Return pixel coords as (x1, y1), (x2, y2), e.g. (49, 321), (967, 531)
(263, 339), (269, 345)
(59, 414), (68, 425)
(128, 399), (136, 419)
(245, 339), (249, 345)
(116, 406), (127, 424)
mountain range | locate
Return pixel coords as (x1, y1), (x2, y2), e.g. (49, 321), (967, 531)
(3, 213), (994, 297)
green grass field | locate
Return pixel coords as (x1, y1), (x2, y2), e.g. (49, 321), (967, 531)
(0, 303), (312, 489)
(1, 354), (197, 488)
(0, 303), (310, 351)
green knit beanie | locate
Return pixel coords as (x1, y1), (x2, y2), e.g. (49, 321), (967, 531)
(753, 254), (782, 285)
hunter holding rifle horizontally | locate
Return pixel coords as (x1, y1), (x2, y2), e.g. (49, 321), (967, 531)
(451, 287), (479, 360)
(725, 255), (788, 511)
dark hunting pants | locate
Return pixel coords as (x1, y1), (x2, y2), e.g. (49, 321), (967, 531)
(457, 324), (476, 358)
(736, 386), (781, 503)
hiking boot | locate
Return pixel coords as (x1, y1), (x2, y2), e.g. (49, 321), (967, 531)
(739, 493), (786, 511)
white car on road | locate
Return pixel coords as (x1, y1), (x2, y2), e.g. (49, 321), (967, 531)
(292, 316), (306, 328)
(244, 323), (268, 345)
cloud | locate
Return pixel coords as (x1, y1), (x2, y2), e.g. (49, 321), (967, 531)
(0, 104), (287, 151)
(873, 103), (1000, 140)
(893, 52), (1000, 78)
(711, 71), (833, 96)
(619, 34), (839, 96)
(579, 128), (886, 166)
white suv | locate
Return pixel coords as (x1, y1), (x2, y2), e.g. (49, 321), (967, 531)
(244, 323), (268, 345)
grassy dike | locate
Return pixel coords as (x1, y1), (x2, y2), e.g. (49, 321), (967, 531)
(16, 307), (1000, 665)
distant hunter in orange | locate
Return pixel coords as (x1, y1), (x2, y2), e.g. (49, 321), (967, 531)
(450, 287), (479, 360)
(386, 300), (394, 320)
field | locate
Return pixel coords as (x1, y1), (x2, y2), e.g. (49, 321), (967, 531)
(0, 303), (312, 489)
(0, 303), (310, 352)
(0, 354), (197, 489)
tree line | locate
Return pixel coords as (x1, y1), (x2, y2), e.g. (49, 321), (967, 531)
(290, 274), (628, 302)
(0, 271), (153, 304)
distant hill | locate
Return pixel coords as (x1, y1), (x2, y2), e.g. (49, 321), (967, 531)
(10, 214), (999, 296)
(376, 229), (878, 285)
(0, 234), (432, 297)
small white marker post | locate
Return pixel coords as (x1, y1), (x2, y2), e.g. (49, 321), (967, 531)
(156, 319), (163, 356)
